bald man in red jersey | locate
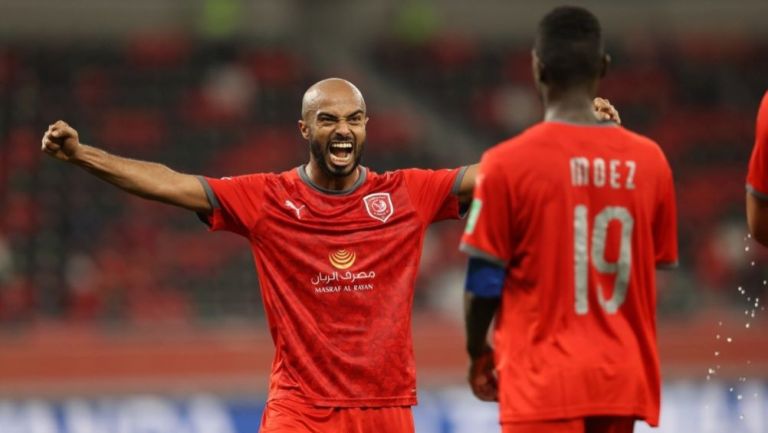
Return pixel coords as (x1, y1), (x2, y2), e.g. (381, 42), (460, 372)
(41, 76), (619, 432)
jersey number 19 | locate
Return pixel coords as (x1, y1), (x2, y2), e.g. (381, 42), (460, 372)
(574, 205), (634, 315)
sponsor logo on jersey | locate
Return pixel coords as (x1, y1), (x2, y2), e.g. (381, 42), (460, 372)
(313, 250), (375, 294)
(329, 249), (356, 269)
(363, 192), (394, 223)
(284, 199), (305, 219)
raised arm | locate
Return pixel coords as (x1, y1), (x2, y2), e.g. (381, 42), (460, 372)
(41, 120), (212, 213)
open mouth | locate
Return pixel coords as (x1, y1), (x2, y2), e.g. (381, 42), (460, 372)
(329, 141), (354, 166)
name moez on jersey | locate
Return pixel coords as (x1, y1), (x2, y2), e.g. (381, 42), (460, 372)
(570, 157), (636, 189)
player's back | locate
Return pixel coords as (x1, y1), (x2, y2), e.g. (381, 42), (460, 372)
(485, 121), (677, 425)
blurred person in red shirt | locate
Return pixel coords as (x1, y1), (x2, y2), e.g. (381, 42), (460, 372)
(746, 91), (768, 245)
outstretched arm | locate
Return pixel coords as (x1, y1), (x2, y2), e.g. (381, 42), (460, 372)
(456, 97), (621, 206)
(41, 120), (212, 213)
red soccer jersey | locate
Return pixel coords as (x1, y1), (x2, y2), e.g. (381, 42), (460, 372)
(460, 122), (677, 426)
(201, 165), (464, 407)
(747, 91), (768, 198)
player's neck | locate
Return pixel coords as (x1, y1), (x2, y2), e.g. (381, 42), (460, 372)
(304, 162), (361, 192)
(543, 86), (599, 125)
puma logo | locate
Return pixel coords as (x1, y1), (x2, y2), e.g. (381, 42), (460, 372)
(285, 200), (305, 219)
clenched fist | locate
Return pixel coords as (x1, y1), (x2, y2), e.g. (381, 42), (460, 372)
(468, 346), (498, 402)
(41, 120), (82, 162)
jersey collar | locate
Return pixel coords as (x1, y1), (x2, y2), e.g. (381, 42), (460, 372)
(297, 165), (368, 196)
(545, 119), (619, 127)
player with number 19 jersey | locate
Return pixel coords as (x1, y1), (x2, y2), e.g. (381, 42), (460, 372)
(460, 121), (677, 426)
(200, 165), (465, 407)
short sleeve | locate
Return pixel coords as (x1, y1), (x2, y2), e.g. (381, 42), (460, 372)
(459, 155), (512, 265)
(747, 92), (768, 200)
(654, 158), (678, 268)
(198, 174), (266, 237)
(402, 167), (465, 224)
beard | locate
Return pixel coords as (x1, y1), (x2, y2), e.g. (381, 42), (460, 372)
(309, 138), (363, 178)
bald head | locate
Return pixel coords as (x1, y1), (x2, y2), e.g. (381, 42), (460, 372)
(298, 77), (368, 183)
(301, 78), (366, 120)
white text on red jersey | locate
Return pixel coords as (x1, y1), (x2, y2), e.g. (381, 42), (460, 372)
(570, 157), (636, 189)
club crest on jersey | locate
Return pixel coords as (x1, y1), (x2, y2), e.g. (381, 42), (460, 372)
(363, 193), (394, 223)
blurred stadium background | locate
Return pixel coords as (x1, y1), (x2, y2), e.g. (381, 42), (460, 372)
(1, 0), (767, 432)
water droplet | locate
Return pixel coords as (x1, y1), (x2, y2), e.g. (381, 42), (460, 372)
(763, 280), (767, 286)
(708, 368), (716, 374)
(706, 375), (711, 381)
(740, 414), (745, 420)
(748, 233), (752, 238)
(738, 394), (743, 400)
(730, 387), (734, 392)
(716, 334), (721, 340)
(751, 261), (756, 266)
(719, 321), (723, 326)
(727, 337), (733, 343)
(746, 323), (751, 328)
(746, 246), (750, 252)
(714, 351), (720, 356)
(747, 360), (752, 365)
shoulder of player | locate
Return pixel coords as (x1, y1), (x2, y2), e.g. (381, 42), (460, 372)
(758, 91), (768, 127)
(378, 167), (448, 180)
(761, 90), (768, 112)
(370, 167), (465, 192)
(617, 127), (670, 159)
(482, 123), (547, 162)
(210, 172), (265, 183)
(213, 170), (290, 189)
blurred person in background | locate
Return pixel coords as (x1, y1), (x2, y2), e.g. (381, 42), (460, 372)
(460, 6), (676, 433)
(41, 77), (618, 433)
(745, 91), (768, 245)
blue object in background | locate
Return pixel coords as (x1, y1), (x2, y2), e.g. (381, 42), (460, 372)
(0, 382), (765, 432)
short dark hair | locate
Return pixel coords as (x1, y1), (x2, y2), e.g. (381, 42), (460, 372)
(535, 6), (604, 87)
